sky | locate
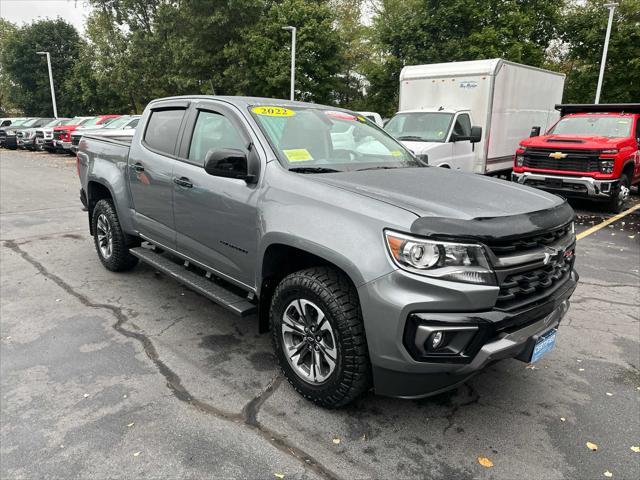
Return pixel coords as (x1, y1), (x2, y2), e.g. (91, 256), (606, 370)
(0, 0), (92, 33)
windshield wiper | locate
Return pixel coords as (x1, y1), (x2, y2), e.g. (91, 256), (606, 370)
(288, 167), (342, 174)
(398, 135), (427, 142)
(355, 166), (399, 171)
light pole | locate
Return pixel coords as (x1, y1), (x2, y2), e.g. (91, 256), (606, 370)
(282, 26), (296, 101)
(594, 3), (617, 104)
(36, 51), (58, 117)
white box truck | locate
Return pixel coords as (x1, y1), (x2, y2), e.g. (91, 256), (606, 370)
(384, 58), (565, 174)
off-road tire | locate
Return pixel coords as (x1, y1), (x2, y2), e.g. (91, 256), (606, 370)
(606, 173), (630, 213)
(270, 267), (371, 408)
(91, 199), (139, 271)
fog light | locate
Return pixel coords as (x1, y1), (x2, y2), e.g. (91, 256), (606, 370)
(599, 160), (614, 174)
(430, 331), (444, 349)
(516, 155), (524, 167)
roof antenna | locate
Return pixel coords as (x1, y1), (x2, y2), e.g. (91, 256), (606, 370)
(438, 106), (444, 111)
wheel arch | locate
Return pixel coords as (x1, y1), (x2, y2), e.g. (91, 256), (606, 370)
(87, 180), (115, 235)
(257, 237), (365, 333)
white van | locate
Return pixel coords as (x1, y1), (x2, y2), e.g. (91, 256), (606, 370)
(386, 59), (565, 174)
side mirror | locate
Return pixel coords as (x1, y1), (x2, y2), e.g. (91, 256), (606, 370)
(469, 126), (482, 143)
(530, 126), (541, 137)
(204, 148), (258, 184)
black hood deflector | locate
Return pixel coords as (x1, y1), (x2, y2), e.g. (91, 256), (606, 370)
(410, 201), (575, 242)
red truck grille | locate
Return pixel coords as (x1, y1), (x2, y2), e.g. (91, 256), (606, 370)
(53, 131), (64, 140)
(523, 148), (600, 173)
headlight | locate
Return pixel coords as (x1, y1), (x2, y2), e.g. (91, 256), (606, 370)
(599, 160), (614, 174)
(7, 129), (15, 135)
(515, 154), (525, 167)
(384, 230), (496, 285)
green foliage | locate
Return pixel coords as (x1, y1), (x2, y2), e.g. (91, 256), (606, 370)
(0, 18), (83, 116)
(0, 0), (637, 117)
(554, 0), (640, 103)
(364, 0), (564, 116)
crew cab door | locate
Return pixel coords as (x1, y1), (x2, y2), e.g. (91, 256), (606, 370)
(447, 112), (475, 172)
(128, 102), (188, 248)
(171, 101), (260, 289)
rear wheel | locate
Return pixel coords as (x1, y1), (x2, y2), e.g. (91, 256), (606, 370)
(91, 199), (139, 271)
(270, 267), (371, 408)
(606, 174), (630, 213)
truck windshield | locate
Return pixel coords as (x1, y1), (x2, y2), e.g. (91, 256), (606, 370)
(103, 116), (131, 129)
(384, 112), (453, 142)
(250, 106), (421, 172)
(549, 115), (632, 138)
(80, 117), (102, 127)
(22, 118), (40, 127)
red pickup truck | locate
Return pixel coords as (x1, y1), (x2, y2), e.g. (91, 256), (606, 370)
(512, 104), (640, 212)
(52, 115), (120, 154)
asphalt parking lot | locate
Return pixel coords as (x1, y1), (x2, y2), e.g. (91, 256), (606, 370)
(1, 149), (638, 480)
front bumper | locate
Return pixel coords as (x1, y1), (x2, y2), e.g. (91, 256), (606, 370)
(4, 136), (17, 148)
(359, 268), (578, 399)
(512, 171), (619, 199)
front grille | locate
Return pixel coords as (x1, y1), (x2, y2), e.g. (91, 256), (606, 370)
(496, 252), (574, 310)
(0, 131), (6, 139)
(72, 135), (81, 146)
(486, 223), (572, 255)
(523, 148), (600, 172)
(36, 131), (44, 138)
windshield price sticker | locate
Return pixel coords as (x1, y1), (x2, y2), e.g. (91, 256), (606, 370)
(252, 106), (295, 117)
(390, 150), (403, 157)
(283, 149), (314, 162)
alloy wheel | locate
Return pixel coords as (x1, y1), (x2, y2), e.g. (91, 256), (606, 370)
(96, 213), (113, 259)
(281, 299), (338, 384)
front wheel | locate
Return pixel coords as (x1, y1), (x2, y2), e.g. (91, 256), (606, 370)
(606, 174), (630, 213)
(270, 267), (371, 408)
(91, 199), (139, 271)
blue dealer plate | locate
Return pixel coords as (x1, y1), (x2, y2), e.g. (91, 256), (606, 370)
(530, 329), (557, 363)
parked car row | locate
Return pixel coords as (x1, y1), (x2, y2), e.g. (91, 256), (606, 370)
(0, 113), (141, 155)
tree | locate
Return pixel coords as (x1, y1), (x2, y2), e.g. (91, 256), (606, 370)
(555, 0), (640, 103)
(365, 0), (564, 116)
(224, 0), (344, 103)
(0, 19), (84, 116)
(0, 19), (19, 115)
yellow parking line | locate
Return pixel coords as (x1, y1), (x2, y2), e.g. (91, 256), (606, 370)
(576, 203), (640, 241)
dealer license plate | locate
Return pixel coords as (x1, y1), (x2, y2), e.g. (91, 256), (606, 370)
(530, 329), (557, 363)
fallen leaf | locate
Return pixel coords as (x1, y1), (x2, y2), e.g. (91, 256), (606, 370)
(477, 456), (494, 468)
(586, 441), (598, 451)
(576, 359), (582, 363)
(579, 368), (585, 372)
(123, 394), (128, 398)
(630, 446), (640, 453)
(526, 364), (537, 370)
(605, 392), (613, 396)
(56, 299), (61, 302)
(560, 417), (566, 422)
(127, 422), (135, 427)
(133, 451), (141, 457)
(604, 471), (613, 478)
(332, 437), (341, 445)
(274, 474), (285, 479)
(83, 393), (89, 398)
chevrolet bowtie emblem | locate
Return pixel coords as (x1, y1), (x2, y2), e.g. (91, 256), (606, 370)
(549, 151), (567, 159)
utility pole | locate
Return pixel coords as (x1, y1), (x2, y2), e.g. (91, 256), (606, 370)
(594, 3), (617, 104)
(36, 51), (58, 117)
(282, 26), (297, 101)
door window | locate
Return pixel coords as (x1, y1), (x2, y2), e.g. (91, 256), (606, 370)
(188, 110), (246, 163)
(144, 108), (186, 156)
(452, 113), (471, 138)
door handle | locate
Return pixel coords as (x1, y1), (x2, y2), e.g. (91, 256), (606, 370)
(173, 177), (193, 188)
(130, 163), (145, 172)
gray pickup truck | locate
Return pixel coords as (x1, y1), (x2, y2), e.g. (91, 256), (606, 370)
(78, 96), (578, 407)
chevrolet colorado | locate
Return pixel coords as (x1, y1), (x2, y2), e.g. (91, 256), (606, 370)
(78, 96), (578, 407)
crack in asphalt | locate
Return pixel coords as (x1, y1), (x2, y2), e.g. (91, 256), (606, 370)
(441, 384), (480, 435)
(571, 297), (639, 308)
(4, 239), (341, 480)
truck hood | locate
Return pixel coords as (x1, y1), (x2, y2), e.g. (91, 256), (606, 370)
(523, 134), (625, 150)
(311, 167), (564, 220)
(398, 140), (444, 155)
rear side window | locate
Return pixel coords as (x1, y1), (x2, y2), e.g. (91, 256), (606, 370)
(144, 108), (186, 156)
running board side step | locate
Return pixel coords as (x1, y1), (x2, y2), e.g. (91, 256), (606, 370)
(130, 247), (257, 317)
